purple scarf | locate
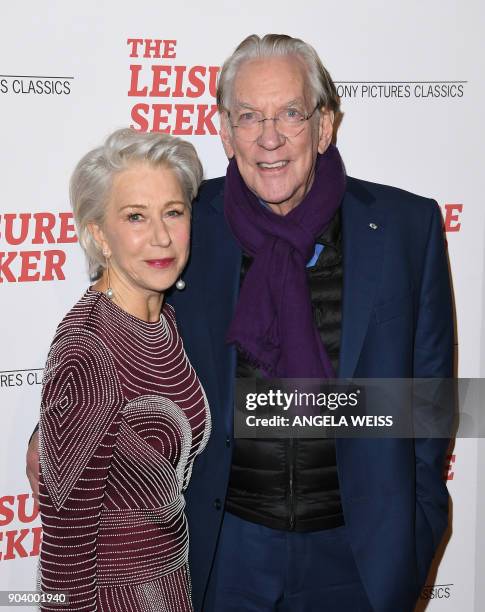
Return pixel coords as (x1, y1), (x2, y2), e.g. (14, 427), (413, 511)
(224, 144), (346, 378)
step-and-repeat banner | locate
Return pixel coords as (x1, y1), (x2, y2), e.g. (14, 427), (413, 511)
(1, 1), (484, 610)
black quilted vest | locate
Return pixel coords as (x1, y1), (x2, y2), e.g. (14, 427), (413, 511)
(225, 210), (345, 532)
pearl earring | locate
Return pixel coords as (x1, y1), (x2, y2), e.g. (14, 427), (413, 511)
(175, 278), (186, 291)
(103, 250), (114, 299)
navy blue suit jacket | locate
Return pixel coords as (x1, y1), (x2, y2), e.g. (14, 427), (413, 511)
(169, 175), (454, 612)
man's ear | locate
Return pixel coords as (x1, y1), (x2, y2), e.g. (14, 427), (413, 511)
(317, 109), (334, 154)
(219, 112), (235, 159)
(88, 222), (110, 257)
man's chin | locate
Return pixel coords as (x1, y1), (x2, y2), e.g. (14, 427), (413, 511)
(264, 190), (302, 213)
(257, 189), (295, 208)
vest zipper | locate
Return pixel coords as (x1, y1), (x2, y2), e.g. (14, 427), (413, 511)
(288, 437), (295, 530)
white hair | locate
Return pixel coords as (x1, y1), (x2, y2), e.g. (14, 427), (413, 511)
(217, 34), (340, 114)
(70, 128), (203, 278)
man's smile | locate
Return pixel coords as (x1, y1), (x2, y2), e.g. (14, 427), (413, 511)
(257, 160), (289, 170)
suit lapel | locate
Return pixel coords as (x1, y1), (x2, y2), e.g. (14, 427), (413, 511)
(338, 180), (386, 378)
(194, 177), (385, 416)
(204, 187), (241, 429)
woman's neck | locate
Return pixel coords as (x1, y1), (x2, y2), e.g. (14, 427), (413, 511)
(93, 270), (163, 323)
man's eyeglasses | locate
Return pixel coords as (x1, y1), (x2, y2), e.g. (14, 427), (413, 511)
(228, 104), (320, 141)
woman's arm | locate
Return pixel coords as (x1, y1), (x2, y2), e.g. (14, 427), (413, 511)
(26, 428), (39, 503)
(39, 329), (124, 612)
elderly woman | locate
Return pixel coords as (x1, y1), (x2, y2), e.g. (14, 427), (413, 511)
(38, 128), (210, 612)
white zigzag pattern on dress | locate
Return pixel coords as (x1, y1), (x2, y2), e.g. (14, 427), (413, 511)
(39, 289), (211, 611)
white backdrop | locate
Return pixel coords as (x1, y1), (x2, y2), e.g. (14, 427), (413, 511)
(1, 1), (483, 609)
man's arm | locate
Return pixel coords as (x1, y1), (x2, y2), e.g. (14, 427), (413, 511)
(413, 200), (454, 585)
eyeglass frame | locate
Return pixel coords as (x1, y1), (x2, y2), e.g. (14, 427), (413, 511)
(226, 103), (321, 140)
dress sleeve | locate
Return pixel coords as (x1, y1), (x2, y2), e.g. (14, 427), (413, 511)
(39, 329), (124, 611)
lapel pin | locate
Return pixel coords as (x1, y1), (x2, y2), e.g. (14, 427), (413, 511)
(369, 223), (378, 230)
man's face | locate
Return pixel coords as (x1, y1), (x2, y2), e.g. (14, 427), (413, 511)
(220, 55), (334, 215)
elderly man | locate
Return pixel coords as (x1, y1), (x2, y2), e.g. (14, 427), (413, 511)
(28, 34), (453, 612)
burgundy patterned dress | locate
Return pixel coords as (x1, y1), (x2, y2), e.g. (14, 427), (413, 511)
(39, 288), (211, 611)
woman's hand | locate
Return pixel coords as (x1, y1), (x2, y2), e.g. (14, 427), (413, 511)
(26, 431), (40, 504)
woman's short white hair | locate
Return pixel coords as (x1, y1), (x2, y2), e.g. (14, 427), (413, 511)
(70, 128), (203, 279)
(217, 33), (340, 114)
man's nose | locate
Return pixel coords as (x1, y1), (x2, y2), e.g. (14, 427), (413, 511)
(257, 118), (286, 149)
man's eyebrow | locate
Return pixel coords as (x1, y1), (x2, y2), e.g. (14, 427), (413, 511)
(234, 101), (258, 110)
(234, 98), (306, 110)
(285, 98), (305, 107)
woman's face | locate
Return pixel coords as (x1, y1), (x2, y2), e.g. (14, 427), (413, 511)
(91, 162), (190, 297)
